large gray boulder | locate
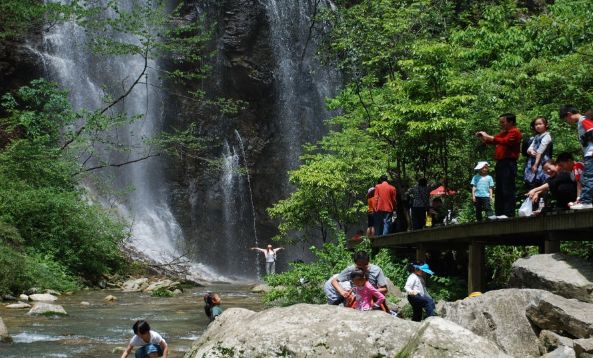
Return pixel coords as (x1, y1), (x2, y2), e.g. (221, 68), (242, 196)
(0, 317), (11, 343)
(510, 254), (593, 303)
(539, 330), (575, 351)
(526, 294), (593, 339)
(541, 345), (576, 358)
(121, 278), (149, 292)
(574, 338), (593, 356)
(438, 288), (551, 357)
(27, 303), (67, 316)
(29, 293), (58, 302)
(184, 304), (510, 358)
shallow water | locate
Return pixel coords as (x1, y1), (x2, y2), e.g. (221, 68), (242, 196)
(0, 284), (264, 357)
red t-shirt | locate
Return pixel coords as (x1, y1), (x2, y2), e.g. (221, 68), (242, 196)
(373, 181), (397, 212)
(492, 127), (522, 161)
(573, 162), (584, 182)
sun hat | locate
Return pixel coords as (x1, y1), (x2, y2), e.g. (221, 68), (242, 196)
(474, 161), (489, 170)
(413, 263), (434, 275)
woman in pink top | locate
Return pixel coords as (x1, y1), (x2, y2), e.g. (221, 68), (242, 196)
(350, 269), (384, 311)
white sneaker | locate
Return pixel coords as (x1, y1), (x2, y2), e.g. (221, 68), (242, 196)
(570, 203), (593, 210)
(487, 215), (498, 220)
(496, 215), (509, 219)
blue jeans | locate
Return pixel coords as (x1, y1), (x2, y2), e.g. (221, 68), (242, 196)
(374, 211), (392, 236)
(474, 197), (493, 221)
(135, 344), (163, 358)
(581, 156), (593, 204)
(407, 294), (435, 322)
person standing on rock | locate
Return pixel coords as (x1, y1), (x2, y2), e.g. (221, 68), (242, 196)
(121, 320), (168, 358)
(330, 251), (388, 305)
(251, 244), (284, 275)
(404, 262), (435, 322)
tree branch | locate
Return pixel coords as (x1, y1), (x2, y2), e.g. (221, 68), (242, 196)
(73, 152), (160, 176)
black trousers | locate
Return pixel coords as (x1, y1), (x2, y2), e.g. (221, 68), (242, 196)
(495, 159), (517, 217)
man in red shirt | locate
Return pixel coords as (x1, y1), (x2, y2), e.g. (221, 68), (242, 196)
(373, 175), (397, 236)
(477, 113), (522, 217)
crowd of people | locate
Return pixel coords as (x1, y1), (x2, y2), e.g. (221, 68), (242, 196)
(366, 106), (593, 235)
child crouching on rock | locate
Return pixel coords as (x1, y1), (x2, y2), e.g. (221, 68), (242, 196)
(404, 262), (435, 322)
(350, 268), (385, 311)
(121, 320), (168, 358)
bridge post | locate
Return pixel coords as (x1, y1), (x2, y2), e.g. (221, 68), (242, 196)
(542, 232), (561, 253)
(468, 241), (485, 294)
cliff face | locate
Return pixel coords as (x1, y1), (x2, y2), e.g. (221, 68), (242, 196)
(165, 0), (291, 276)
(0, 36), (43, 99)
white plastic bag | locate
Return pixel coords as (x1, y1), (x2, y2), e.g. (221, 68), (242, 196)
(518, 197), (533, 217)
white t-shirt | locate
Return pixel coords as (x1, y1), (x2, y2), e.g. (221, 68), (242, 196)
(265, 249), (279, 263)
(129, 330), (164, 347)
(578, 116), (593, 157)
(404, 273), (427, 297)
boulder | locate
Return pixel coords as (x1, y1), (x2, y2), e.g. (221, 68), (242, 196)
(541, 345), (576, 358)
(539, 330), (574, 351)
(526, 294), (593, 339)
(510, 254), (593, 303)
(144, 279), (179, 292)
(80, 301), (91, 306)
(45, 289), (61, 296)
(27, 303), (67, 316)
(438, 288), (552, 357)
(121, 278), (149, 292)
(184, 304), (510, 358)
(29, 293), (58, 302)
(2, 294), (16, 301)
(0, 317), (11, 343)
(400, 317), (511, 357)
(574, 338), (593, 356)
(104, 295), (117, 302)
(18, 294), (29, 301)
(250, 284), (271, 293)
(5, 302), (31, 309)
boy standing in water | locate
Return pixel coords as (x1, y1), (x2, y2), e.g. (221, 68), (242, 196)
(121, 320), (168, 358)
(471, 161), (495, 221)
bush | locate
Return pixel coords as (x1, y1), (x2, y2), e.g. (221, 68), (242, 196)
(264, 235), (467, 306)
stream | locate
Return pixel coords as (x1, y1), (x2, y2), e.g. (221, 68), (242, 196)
(0, 284), (264, 357)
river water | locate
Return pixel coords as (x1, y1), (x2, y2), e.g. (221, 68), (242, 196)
(0, 284), (263, 357)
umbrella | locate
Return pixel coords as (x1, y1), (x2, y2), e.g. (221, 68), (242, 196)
(430, 185), (457, 197)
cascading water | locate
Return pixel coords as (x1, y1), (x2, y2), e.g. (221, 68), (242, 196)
(40, 0), (223, 281)
(264, 0), (340, 171)
(37, 0), (340, 281)
(235, 130), (261, 279)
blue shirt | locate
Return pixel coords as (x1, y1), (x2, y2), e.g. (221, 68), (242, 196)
(471, 174), (494, 198)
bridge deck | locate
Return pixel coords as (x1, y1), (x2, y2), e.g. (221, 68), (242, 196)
(361, 209), (593, 294)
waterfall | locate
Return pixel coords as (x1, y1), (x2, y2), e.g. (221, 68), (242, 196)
(264, 0), (340, 170)
(40, 0), (225, 281)
(235, 130), (261, 279)
(36, 0), (340, 280)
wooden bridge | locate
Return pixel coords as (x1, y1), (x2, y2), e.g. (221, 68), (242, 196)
(356, 209), (593, 294)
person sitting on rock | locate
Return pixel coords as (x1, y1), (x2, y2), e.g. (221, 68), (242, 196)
(324, 274), (354, 307)
(404, 261), (435, 322)
(121, 320), (168, 358)
(204, 292), (223, 322)
(331, 251), (388, 306)
(350, 268), (385, 311)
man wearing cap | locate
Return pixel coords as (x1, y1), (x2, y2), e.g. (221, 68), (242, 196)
(471, 161), (495, 221)
(405, 261), (435, 322)
(373, 175), (397, 236)
(476, 113), (522, 217)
